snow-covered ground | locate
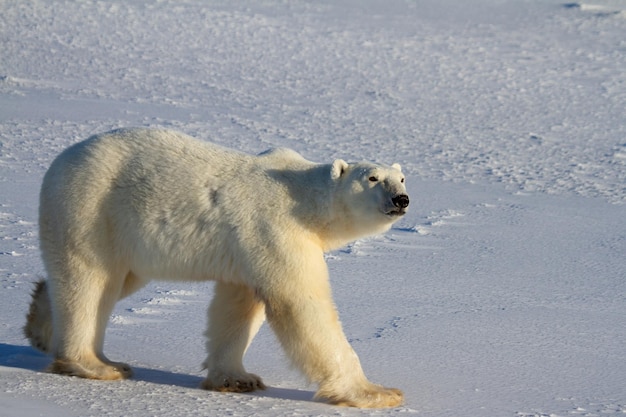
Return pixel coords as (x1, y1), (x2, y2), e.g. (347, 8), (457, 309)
(1, 0), (624, 416)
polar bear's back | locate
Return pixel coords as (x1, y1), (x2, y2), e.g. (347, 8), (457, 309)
(43, 128), (248, 195)
(41, 129), (240, 222)
(77, 128), (247, 173)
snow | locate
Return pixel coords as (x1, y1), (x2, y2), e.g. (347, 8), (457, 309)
(0, 0), (624, 416)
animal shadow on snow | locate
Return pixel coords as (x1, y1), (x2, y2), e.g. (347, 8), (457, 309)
(0, 342), (202, 387)
(0, 343), (315, 402)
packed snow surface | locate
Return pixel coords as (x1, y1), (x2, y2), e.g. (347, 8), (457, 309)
(1, 0), (624, 416)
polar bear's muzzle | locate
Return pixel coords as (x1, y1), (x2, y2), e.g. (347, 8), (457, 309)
(385, 194), (410, 216)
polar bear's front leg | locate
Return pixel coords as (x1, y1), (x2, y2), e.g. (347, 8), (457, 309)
(262, 260), (404, 408)
(201, 282), (266, 392)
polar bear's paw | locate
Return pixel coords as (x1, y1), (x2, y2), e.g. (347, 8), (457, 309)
(318, 383), (404, 408)
(48, 358), (133, 380)
(201, 370), (266, 393)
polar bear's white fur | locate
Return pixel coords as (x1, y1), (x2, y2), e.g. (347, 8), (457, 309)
(25, 128), (409, 408)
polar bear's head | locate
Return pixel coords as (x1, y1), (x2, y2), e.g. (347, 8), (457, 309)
(329, 159), (409, 242)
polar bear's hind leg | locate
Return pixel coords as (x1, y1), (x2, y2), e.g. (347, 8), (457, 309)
(47, 260), (133, 380)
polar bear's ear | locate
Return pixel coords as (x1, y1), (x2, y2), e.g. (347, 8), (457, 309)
(331, 159), (349, 180)
(391, 163), (402, 172)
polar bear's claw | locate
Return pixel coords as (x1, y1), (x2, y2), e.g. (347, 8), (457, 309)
(201, 372), (266, 393)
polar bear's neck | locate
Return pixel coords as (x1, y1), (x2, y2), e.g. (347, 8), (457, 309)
(319, 209), (393, 252)
(262, 163), (393, 253)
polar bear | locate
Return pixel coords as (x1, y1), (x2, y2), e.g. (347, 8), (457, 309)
(24, 128), (409, 408)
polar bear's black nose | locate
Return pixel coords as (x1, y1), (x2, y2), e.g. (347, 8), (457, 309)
(392, 194), (410, 209)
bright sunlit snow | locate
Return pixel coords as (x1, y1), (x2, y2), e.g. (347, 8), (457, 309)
(1, 1), (625, 416)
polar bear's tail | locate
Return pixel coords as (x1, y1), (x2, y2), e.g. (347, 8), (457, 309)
(24, 279), (53, 354)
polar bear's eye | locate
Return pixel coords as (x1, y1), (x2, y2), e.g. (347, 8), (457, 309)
(401, 177), (405, 183)
(368, 176), (378, 182)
